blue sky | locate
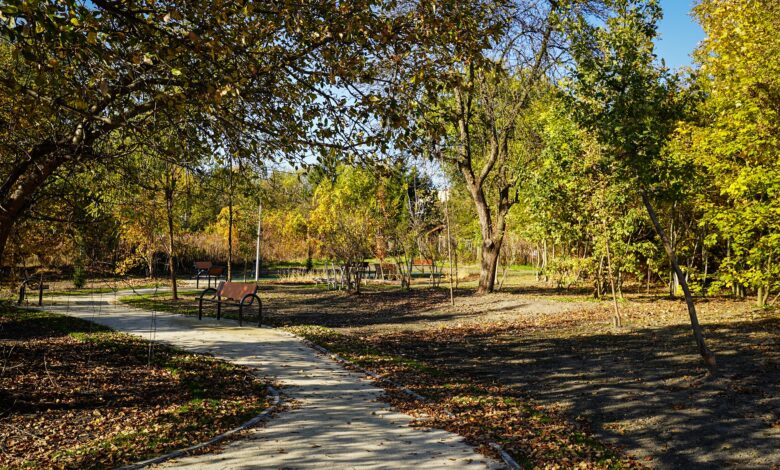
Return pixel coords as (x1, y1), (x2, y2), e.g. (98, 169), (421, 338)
(655, 0), (705, 69)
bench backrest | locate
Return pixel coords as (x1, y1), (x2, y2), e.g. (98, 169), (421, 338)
(207, 266), (225, 276)
(217, 281), (258, 301)
(194, 261), (212, 270)
(412, 259), (433, 266)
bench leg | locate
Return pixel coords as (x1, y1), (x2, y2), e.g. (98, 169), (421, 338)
(216, 301), (221, 320)
(238, 304), (243, 327)
(198, 299), (203, 320)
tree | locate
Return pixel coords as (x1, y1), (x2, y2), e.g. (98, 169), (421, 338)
(567, 0), (717, 368)
(383, 0), (610, 294)
(0, 0), (397, 263)
(309, 165), (379, 292)
(678, 0), (780, 306)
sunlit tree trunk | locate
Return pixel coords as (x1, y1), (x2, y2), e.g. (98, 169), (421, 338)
(641, 190), (716, 370)
(227, 194), (234, 282)
(603, 224), (622, 328)
(164, 168), (178, 301)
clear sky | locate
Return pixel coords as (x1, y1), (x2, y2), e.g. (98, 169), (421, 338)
(655, 0), (705, 69)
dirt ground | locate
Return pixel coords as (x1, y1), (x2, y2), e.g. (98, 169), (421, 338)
(247, 275), (780, 469)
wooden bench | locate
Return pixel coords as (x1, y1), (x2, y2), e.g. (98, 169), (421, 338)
(198, 281), (262, 327)
(196, 265), (225, 288)
(411, 259), (443, 287)
(193, 261), (212, 288)
(17, 277), (49, 306)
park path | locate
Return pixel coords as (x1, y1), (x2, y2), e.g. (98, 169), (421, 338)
(40, 288), (500, 470)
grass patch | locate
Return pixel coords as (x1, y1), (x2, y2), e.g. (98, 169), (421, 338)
(120, 290), (202, 317)
(120, 290), (262, 325)
(0, 305), (269, 469)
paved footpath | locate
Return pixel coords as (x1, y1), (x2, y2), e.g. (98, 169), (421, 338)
(41, 289), (500, 469)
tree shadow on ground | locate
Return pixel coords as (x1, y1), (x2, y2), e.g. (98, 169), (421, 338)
(260, 286), (484, 328)
(370, 317), (780, 468)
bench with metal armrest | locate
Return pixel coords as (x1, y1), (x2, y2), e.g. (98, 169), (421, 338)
(17, 276), (49, 306)
(195, 264), (225, 289)
(198, 281), (262, 327)
(193, 261), (211, 288)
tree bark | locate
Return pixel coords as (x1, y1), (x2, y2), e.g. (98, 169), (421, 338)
(226, 166), (237, 283)
(165, 180), (178, 301)
(603, 224), (622, 328)
(227, 196), (233, 282)
(641, 189), (716, 370)
(461, 167), (510, 294)
(0, 143), (79, 264)
(478, 241), (501, 294)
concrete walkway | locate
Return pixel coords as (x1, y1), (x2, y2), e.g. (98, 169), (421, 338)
(41, 289), (500, 469)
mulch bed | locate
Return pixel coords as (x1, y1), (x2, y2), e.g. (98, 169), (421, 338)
(0, 306), (269, 469)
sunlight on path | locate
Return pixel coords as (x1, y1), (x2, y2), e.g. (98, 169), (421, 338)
(40, 287), (499, 469)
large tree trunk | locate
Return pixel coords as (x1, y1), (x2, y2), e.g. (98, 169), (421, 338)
(641, 190), (717, 370)
(0, 221), (12, 268)
(603, 227), (622, 328)
(478, 240), (501, 294)
(227, 197), (233, 282)
(0, 137), (84, 265)
(460, 163), (510, 295)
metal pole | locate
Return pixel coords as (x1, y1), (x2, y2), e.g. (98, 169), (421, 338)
(254, 201), (262, 281)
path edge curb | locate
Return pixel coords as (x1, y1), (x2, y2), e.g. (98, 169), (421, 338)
(279, 328), (521, 470)
(115, 385), (281, 470)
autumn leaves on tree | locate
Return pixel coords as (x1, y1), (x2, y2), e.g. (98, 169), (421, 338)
(2, 0), (780, 370)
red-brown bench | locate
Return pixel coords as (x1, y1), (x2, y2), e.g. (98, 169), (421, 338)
(195, 264), (225, 288)
(198, 281), (262, 327)
(193, 261), (211, 288)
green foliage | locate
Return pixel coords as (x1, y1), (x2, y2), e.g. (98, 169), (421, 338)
(309, 165), (383, 263)
(2, 0), (780, 304)
(567, 0), (683, 183)
(72, 263), (86, 289)
(675, 0), (780, 302)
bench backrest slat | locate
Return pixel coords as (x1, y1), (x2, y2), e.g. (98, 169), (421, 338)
(207, 266), (224, 276)
(194, 261), (212, 270)
(217, 281), (258, 301)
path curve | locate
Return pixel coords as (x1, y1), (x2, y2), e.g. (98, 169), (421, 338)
(40, 289), (500, 469)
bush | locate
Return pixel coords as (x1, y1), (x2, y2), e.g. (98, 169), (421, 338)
(73, 264), (86, 289)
